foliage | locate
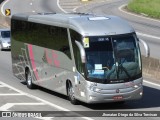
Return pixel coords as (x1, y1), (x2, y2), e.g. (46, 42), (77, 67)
(128, 0), (160, 19)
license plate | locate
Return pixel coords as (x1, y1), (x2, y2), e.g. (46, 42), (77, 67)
(113, 95), (123, 100)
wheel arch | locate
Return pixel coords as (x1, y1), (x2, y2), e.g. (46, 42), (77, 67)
(25, 65), (31, 80)
(66, 79), (71, 95)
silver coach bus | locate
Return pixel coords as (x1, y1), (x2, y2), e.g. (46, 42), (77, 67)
(11, 13), (149, 104)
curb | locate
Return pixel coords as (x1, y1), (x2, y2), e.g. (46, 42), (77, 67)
(119, 4), (160, 23)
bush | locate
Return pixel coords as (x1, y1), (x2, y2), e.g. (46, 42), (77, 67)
(128, 0), (160, 19)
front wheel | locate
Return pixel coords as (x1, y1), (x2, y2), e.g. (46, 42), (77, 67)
(26, 70), (35, 89)
(67, 82), (78, 105)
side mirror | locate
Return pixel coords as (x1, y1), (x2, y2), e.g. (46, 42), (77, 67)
(139, 39), (150, 57)
(75, 40), (86, 63)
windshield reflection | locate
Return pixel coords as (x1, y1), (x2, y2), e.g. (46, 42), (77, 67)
(85, 34), (142, 83)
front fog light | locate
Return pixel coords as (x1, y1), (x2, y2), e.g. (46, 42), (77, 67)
(89, 96), (96, 100)
(134, 85), (139, 88)
(140, 92), (143, 96)
(89, 96), (93, 100)
(93, 88), (101, 92)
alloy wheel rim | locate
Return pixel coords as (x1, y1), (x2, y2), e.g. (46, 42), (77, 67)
(69, 84), (75, 100)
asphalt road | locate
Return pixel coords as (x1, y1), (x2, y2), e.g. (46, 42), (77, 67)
(0, 0), (160, 120)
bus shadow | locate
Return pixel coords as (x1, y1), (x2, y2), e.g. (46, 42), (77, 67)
(21, 81), (69, 101)
(80, 86), (160, 110)
(1, 49), (11, 52)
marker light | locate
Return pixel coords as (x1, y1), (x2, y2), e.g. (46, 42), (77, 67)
(140, 92), (143, 96)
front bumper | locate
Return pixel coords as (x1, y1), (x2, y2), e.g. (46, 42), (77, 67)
(85, 86), (143, 103)
(82, 78), (143, 104)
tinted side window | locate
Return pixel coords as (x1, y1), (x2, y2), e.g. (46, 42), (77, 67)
(11, 19), (71, 59)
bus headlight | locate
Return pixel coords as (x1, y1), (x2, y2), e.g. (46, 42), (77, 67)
(89, 86), (101, 92)
(134, 85), (139, 88)
(134, 83), (142, 88)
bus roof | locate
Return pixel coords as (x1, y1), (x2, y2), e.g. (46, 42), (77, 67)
(12, 13), (135, 36)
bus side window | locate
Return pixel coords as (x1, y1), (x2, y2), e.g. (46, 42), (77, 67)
(38, 25), (72, 59)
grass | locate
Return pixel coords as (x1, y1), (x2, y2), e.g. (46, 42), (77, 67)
(128, 0), (160, 19)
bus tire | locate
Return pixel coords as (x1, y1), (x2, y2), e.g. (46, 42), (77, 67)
(26, 69), (35, 89)
(67, 81), (78, 105)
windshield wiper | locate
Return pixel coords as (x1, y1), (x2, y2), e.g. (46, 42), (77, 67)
(117, 62), (131, 79)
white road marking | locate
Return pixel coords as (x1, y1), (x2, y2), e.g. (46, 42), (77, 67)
(73, 6), (80, 12)
(0, 84), (4, 87)
(0, 81), (93, 120)
(0, 93), (24, 96)
(144, 80), (160, 88)
(57, 0), (68, 13)
(0, 103), (45, 111)
(119, 4), (160, 23)
(0, 0), (10, 16)
(0, 81), (28, 95)
(136, 32), (160, 40)
(30, 3), (33, 6)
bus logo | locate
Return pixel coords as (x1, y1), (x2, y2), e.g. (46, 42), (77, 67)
(116, 89), (120, 93)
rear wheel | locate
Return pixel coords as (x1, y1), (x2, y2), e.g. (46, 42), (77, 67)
(67, 82), (78, 105)
(26, 70), (35, 89)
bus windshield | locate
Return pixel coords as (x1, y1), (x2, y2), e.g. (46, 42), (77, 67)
(85, 34), (141, 83)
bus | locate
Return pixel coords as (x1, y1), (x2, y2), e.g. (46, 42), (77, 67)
(11, 13), (149, 104)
